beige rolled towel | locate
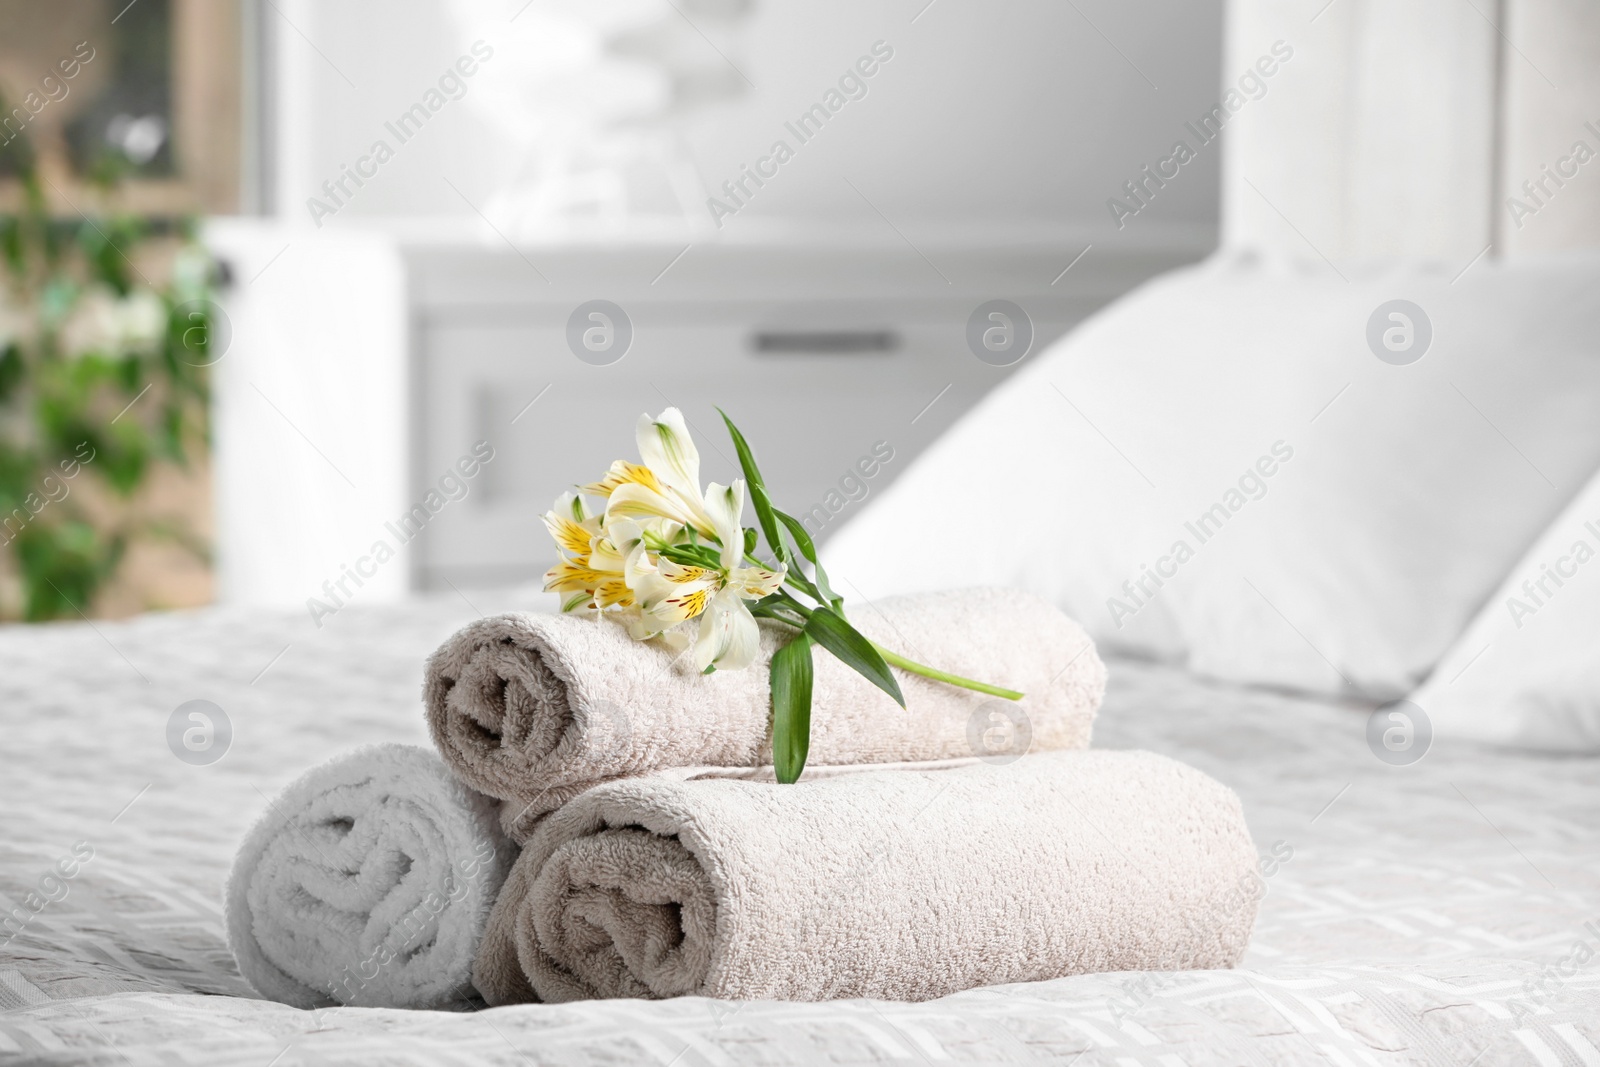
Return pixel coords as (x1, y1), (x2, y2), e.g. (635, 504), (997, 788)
(424, 587), (1105, 841)
(474, 749), (1260, 1004)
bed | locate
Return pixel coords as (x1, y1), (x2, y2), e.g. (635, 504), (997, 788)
(2, 589), (1595, 1066)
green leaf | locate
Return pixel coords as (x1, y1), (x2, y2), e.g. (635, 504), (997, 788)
(770, 633), (814, 783)
(773, 507), (816, 558)
(717, 408), (785, 564)
(656, 541), (723, 570)
(749, 593), (808, 628)
(15, 520), (124, 621)
(748, 480), (783, 564)
(0, 344), (23, 402)
(774, 508), (840, 608)
(804, 606), (904, 708)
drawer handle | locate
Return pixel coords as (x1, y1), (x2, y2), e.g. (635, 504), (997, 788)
(752, 330), (899, 354)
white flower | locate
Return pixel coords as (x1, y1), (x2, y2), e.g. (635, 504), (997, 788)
(630, 480), (784, 672)
(541, 491), (629, 611)
(61, 287), (166, 357)
(118, 290), (167, 349)
(599, 409), (719, 537)
(543, 408), (784, 672)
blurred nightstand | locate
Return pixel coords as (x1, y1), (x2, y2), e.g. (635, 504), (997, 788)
(401, 226), (1205, 591)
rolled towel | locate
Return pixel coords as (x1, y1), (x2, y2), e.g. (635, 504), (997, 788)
(424, 587), (1106, 840)
(225, 744), (513, 1009)
(474, 749), (1259, 1004)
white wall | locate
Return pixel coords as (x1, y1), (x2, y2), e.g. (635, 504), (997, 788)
(1222, 0), (1498, 263)
(1499, 0), (1600, 254)
(1223, 0), (1600, 263)
(267, 0), (1225, 242)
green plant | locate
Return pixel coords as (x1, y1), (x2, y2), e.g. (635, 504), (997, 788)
(0, 121), (213, 621)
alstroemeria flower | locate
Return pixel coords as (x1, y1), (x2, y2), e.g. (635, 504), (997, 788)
(543, 491), (691, 613)
(631, 480), (784, 671)
(538, 405), (1023, 787)
(543, 408), (784, 671)
(541, 492), (632, 612)
(590, 410), (719, 537)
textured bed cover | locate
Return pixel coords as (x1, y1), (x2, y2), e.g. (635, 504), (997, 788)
(1, 591), (1596, 1065)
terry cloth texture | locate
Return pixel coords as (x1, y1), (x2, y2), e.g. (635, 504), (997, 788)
(474, 748), (1258, 1004)
(225, 744), (513, 1009)
(423, 587), (1107, 842)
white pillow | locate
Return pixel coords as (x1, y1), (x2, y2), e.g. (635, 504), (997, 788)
(825, 252), (1600, 699)
(1411, 461), (1600, 751)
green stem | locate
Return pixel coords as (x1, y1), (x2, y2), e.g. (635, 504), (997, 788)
(764, 587), (1023, 700)
(870, 642), (1025, 700)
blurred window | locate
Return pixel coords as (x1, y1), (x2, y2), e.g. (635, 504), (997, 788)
(0, 0), (241, 212)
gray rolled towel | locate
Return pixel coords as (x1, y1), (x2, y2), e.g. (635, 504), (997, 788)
(225, 744), (513, 1009)
(473, 749), (1260, 1004)
(423, 587), (1107, 842)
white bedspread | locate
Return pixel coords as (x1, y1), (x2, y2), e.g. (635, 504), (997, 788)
(1, 591), (1596, 1065)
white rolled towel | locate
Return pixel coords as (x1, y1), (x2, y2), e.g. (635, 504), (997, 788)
(424, 587), (1106, 841)
(225, 744), (513, 1009)
(474, 749), (1259, 1004)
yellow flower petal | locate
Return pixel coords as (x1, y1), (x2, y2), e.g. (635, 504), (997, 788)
(544, 559), (616, 593)
(660, 560), (716, 585)
(650, 587), (709, 624)
(543, 512), (594, 557)
(595, 578), (635, 608)
(581, 460), (662, 498)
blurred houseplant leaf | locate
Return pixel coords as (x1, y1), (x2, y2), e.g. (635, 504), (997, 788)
(0, 101), (212, 620)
